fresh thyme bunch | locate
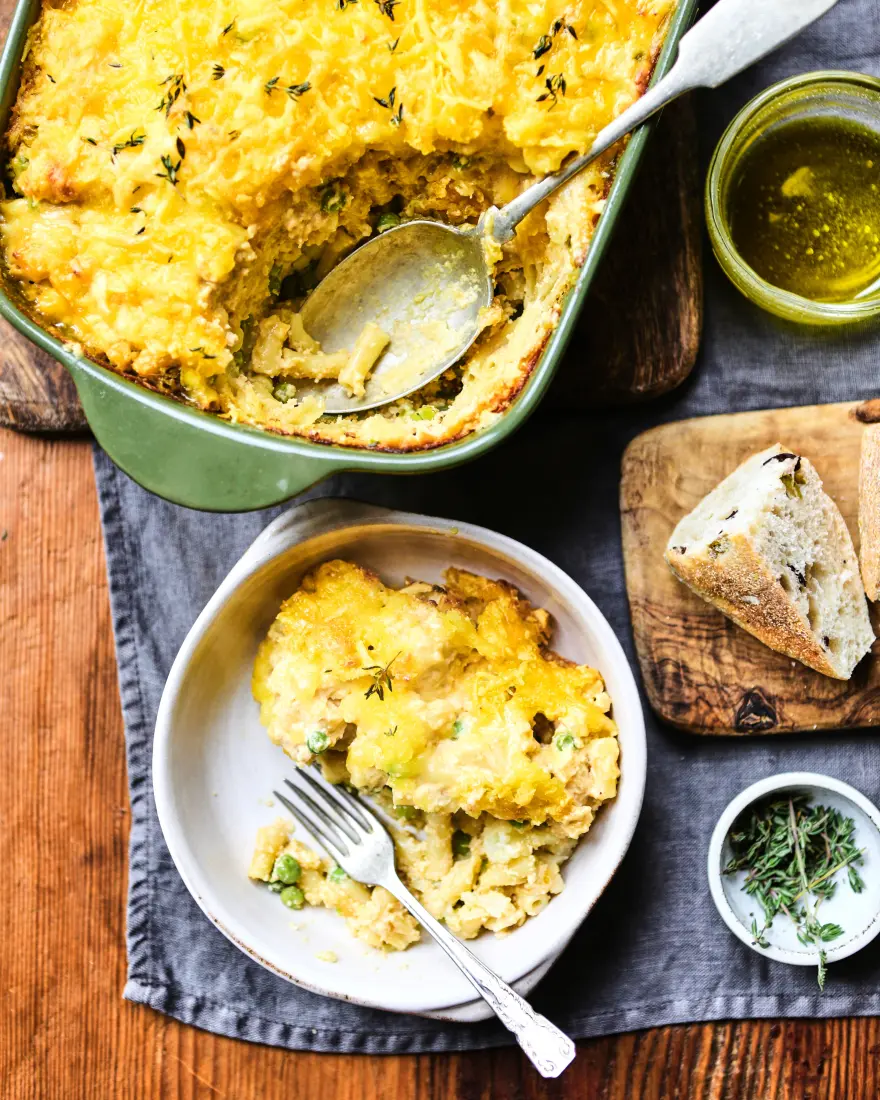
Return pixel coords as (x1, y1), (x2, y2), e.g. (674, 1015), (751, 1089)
(723, 795), (865, 990)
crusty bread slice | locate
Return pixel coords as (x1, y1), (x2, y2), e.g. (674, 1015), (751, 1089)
(664, 443), (874, 680)
(859, 424), (880, 602)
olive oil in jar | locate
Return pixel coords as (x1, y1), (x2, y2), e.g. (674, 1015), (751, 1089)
(728, 116), (880, 302)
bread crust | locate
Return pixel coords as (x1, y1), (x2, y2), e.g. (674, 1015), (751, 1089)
(859, 424), (880, 602)
(665, 536), (845, 679)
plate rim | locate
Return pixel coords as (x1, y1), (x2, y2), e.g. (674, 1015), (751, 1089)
(152, 497), (647, 1014)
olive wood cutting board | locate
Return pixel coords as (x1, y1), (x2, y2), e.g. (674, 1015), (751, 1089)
(621, 400), (880, 736)
(0, 98), (702, 433)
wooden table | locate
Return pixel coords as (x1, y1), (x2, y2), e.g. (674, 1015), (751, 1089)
(3, 427), (879, 1099)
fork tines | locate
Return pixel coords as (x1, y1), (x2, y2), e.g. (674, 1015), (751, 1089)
(273, 767), (374, 867)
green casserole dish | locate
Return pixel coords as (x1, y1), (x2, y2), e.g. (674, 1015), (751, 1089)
(0, 0), (696, 512)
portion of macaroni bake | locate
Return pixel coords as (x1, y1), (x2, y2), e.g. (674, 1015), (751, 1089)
(2, 0), (674, 450)
(248, 561), (619, 949)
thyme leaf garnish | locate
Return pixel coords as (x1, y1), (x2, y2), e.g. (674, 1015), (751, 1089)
(155, 154), (181, 186)
(176, 136), (186, 158)
(373, 85), (396, 109)
(536, 72), (566, 107)
(222, 18), (235, 35)
(264, 76), (280, 94)
(82, 136), (98, 146)
(212, 63), (226, 80)
(388, 36), (400, 53)
(184, 110), (201, 129)
(336, 0), (358, 8)
(363, 652), (400, 702)
(112, 131), (145, 158)
(373, 86), (403, 124)
(374, 0), (399, 18)
(723, 795), (866, 991)
(532, 20), (577, 60)
(286, 81), (311, 99)
(156, 74), (186, 116)
(533, 35), (553, 60)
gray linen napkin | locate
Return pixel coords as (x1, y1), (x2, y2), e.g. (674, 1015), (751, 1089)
(96, 0), (880, 1052)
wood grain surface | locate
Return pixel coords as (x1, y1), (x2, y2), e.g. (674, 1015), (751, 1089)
(0, 98), (701, 434)
(621, 401), (880, 736)
(2, 427), (879, 1100)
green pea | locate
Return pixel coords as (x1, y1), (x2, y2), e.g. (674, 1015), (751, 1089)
(320, 183), (347, 214)
(554, 731), (580, 751)
(452, 830), (471, 859)
(328, 866), (348, 883)
(377, 212), (400, 232)
(267, 880), (284, 893)
(268, 262), (285, 296)
(306, 729), (330, 754)
(273, 380), (296, 404)
(272, 853), (301, 885)
(394, 804), (418, 821)
(279, 885), (305, 910)
(452, 717), (466, 737)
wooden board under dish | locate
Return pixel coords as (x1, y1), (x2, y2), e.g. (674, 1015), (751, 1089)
(621, 400), (880, 736)
(0, 99), (702, 434)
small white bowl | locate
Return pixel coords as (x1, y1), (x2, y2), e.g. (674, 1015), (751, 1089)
(708, 772), (880, 968)
(152, 498), (647, 1017)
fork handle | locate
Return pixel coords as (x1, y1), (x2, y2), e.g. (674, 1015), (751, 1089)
(382, 874), (576, 1078)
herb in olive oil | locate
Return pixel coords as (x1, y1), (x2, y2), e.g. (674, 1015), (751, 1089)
(728, 117), (880, 302)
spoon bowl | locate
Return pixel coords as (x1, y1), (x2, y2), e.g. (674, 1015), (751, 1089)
(297, 220), (493, 415)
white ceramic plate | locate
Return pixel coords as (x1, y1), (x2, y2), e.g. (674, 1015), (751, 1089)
(153, 499), (647, 1016)
(708, 772), (880, 967)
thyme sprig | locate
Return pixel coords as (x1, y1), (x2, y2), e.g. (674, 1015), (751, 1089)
(374, 0), (399, 18)
(155, 153), (181, 186)
(363, 652), (400, 702)
(723, 795), (865, 990)
(373, 86), (403, 124)
(157, 74), (186, 116)
(373, 85), (396, 109)
(112, 131), (146, 158)
(532, 18), (577, 60)
(536, 72), (566, 108)
(286, 81), (311, 99)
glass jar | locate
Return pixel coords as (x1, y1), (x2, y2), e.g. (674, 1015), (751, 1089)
(706, 71), (880, 325)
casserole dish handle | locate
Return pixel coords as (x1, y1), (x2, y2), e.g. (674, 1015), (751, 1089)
(69, 361), (346, 512)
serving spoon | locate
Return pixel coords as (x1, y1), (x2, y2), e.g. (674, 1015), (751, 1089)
(297, 0), (839, 415)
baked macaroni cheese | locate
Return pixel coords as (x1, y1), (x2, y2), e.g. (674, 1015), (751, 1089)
(249, 561), (619, 949)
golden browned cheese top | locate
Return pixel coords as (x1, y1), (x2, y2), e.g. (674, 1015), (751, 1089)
(1, 0), (674, 443)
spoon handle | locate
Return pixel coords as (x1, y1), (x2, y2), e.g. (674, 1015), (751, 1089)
(487, 0), (839, 244)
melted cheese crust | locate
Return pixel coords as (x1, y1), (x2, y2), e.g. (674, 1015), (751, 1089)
(250, 561), (620, 947)
(254, 561), (618, 827)
(2, 0), (674, 450)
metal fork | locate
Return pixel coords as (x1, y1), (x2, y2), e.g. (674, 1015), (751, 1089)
(274, 768), (576, 1078)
